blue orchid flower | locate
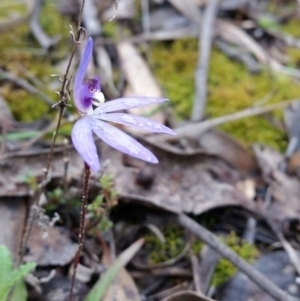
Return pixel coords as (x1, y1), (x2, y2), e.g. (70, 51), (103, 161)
(71, 37), (176, 172)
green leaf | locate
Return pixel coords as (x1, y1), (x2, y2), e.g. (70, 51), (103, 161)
(0, 245), (14, 301)
(10, 280), (27, 301)
(9, 262), (36, 287)
(257, 16), (280, 32)
(84, 238), (144, 301)
(0, 245), (36, 301)
(0, 131), (40, 142)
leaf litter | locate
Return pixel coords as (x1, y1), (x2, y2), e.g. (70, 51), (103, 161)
(1, 0), (300, 301)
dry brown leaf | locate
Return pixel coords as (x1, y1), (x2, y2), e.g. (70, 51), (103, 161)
(24, 224), (77, 266)
(197, 130), (258, 172)
(97, 139), (256, 215)
(102, 268), (141, 301)
(144, 128), (257, 173)
(101, 238), (141, 301)
(0, 147), (84, 197)
(253, 144), (300, 232)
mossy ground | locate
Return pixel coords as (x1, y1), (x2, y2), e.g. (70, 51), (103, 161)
(0, 1), (72, 121)
(151, 37), (300, 151)
(212, 232), (259, 287)
(144, 223), (258, 287)
(144, 223), (187, 264)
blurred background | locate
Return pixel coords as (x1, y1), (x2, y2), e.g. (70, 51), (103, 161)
(2, 0), (300, 150)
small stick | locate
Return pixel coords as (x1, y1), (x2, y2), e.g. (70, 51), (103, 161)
(146, 98), (299, 149)
(192, 0), (221, 121)
(69, 163), (91, 301)
(178, 213), (298, 301)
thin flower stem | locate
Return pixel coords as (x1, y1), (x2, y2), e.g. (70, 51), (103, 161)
(18, 0), (87, 266)
(45, 107), (64, 177)
(61, 0), (86, 93)
(69, 163), (91, 301)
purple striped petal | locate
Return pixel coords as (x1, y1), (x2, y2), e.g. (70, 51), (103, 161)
(93, 97), (168, 114)
(94, 113), (177, 135)
(74, 37), (93, 113)
(75, 84), (94, 113)
(90, 119), (158, 163)
(71, 117), (100, 172)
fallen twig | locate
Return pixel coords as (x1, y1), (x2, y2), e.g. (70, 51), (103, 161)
(145, 98), (299, 153)
(192, 0), (221, 121)
(178, 213), (298, 301)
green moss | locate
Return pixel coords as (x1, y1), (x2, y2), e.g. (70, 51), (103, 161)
(0, 0), (72, 121)
(212, 232), (259, 287)
(144, 223), (186, 264)
(151, 39), (300, 150)
(191, 239), (203, 255)
(144, 222), (203, 264)
(1, 84), (48, 121)
(40, 1), (70, 38)
(103, 22), (118, 38)
(0, 2), (27, 19)
(282, 18), (300, 38)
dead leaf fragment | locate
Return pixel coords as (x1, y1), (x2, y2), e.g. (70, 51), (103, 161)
(101, 236), (141, 301)
(198, 130), (258, 172)
(253, 144), (300, 232)
(97, 140), (256, 215)
(24, 224), (77, 266)
(0, 147), (84, 197)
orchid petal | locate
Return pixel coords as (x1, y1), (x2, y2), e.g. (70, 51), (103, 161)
(74, 38), (93, 113)
(71, 117), (100, 172)
(94, 113), (177, 135)
(74, 37), (93, 90)
(94, 97), (168, 114)
(90, 119), (158, 163)
(75, 84), (94, 114)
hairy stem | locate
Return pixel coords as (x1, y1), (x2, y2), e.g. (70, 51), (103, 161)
(69, 163), (91, 301)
